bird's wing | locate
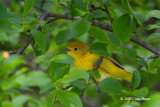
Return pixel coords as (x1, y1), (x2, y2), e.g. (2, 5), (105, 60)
(106, 57), (125, 70)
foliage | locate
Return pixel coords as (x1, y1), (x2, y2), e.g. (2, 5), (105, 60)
(0, 0), (160, 107)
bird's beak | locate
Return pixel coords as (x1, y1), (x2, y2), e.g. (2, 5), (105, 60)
(62, 48), (71, 51)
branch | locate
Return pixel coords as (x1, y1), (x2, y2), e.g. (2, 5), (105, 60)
(40, 0), (45, 9)
(130, 36), (160, 55)
(104, 5), (113, 24)
(17, 12), (49, 54)
(9, 50), (46, 71)
(60, 3), (69, 9)
(80, 56), (103, 103)
(69, 0), (75, 7)
(63, 85), (73, 90)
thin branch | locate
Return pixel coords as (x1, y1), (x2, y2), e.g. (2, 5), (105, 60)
(130, 36), (160, 55)
(40, 0), (45, 9)
(90, 6), (105, 12)
(69, 0), (75, 7)
(148, 54), (160, 59)
(22, 52), (41, 70)
(21, 0), (46, 12)
(59, 0), (74, 9)
(17, 35), (33, 54)
(60, 3), (69, 9)
(93, 56), (104, 71)
(31, 2), (160, 55)
(9, 50), (45, 71)
(63, 85), (73, 90)
(137, 65), (143, 70)
(17, 12), (49, 54)
(47, 18), (57, 24)
(104, 5), (113, 24)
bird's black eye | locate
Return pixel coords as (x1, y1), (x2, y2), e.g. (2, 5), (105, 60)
(74, 48), (78, 51)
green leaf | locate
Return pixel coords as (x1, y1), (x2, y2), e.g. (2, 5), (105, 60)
(88, 26), (110, 43)
(12, 95), (30, 107)
(148, 67), (157, 74)
(121, 0), (142, 26)
(56, 29), (72, 45)
(0, 55), (23, 75)
(145, 33), (160, 42)
(70, 80), (85, 89)
(145, 24), (160, 30)
(131, 70), (141, 88)
(152, 57), (160, 67)
(40, 83), (57, 94)
(50, 54), (75, 64)
(109, 35), (121, 47)
(147, 10), (160, 19)
(0, 75), (26, 90)
(31, 30), (46, 54)
(23, 0), (36, 19)
(59, 68), (89, 84)
(125, 49), (137, 59)
(50, 62), (70, 80)
(0, 18), (13, 33)
(133, 87), (148, 97)
(138, 59), (148, 69)
(89, 42), (109, 57)
(91, 70), (101, 79)
(98, 77), (123, 95)
(103, 0), (110, 6)
(26, 71), (51, 87)
(7, 12), (23, 25)
(57, 90), (82, 107)
(112, 14), (133, 42)
(33, 44), (43, 56)
(70, 19), (91, 37)
(0, 2), (7, 18)
(47, 92), (57, 107)
(142, 93), (160, 107)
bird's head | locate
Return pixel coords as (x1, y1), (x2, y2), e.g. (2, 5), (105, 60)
(65, 41), (89, 59)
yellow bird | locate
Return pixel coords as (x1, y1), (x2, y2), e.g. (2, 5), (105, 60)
(66, 41), (132, 82)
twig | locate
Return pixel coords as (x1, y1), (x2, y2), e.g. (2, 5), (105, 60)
(31, 3), (160, 55)
(69, 0), (75, 7)
(92, 56), (104, 71)
(80, 88), (86, 104)
(8, 50), (18, 54)
(148, 54), (160, 59)
(104, 5), (113, 24)
(41, 0), (45, 9)
(63, 85), (73, 90)
(21, 0), (46, 12)
(60, 3), (69, 9)
(47, 18), (57, 24)
(22, 52), (40, 70)
(136, 56), (149, 70)
(17, 12), (48, 54)
(17, 35), (33, 54)
(137, 65), (143, 70)
(80, 56), (103, 104)
(59, 0), (75, 9)
(91, 56), (103, 92)
(9, 50), (45, 71)
(90, 6), (105, 12)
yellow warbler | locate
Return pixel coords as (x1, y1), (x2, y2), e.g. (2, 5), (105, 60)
(66, 41), (133, 82)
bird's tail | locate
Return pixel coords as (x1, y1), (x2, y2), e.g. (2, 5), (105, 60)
(121, 70), (133, 82)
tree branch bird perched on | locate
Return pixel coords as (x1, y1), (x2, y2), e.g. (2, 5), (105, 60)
(65, 41), (133, 82)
